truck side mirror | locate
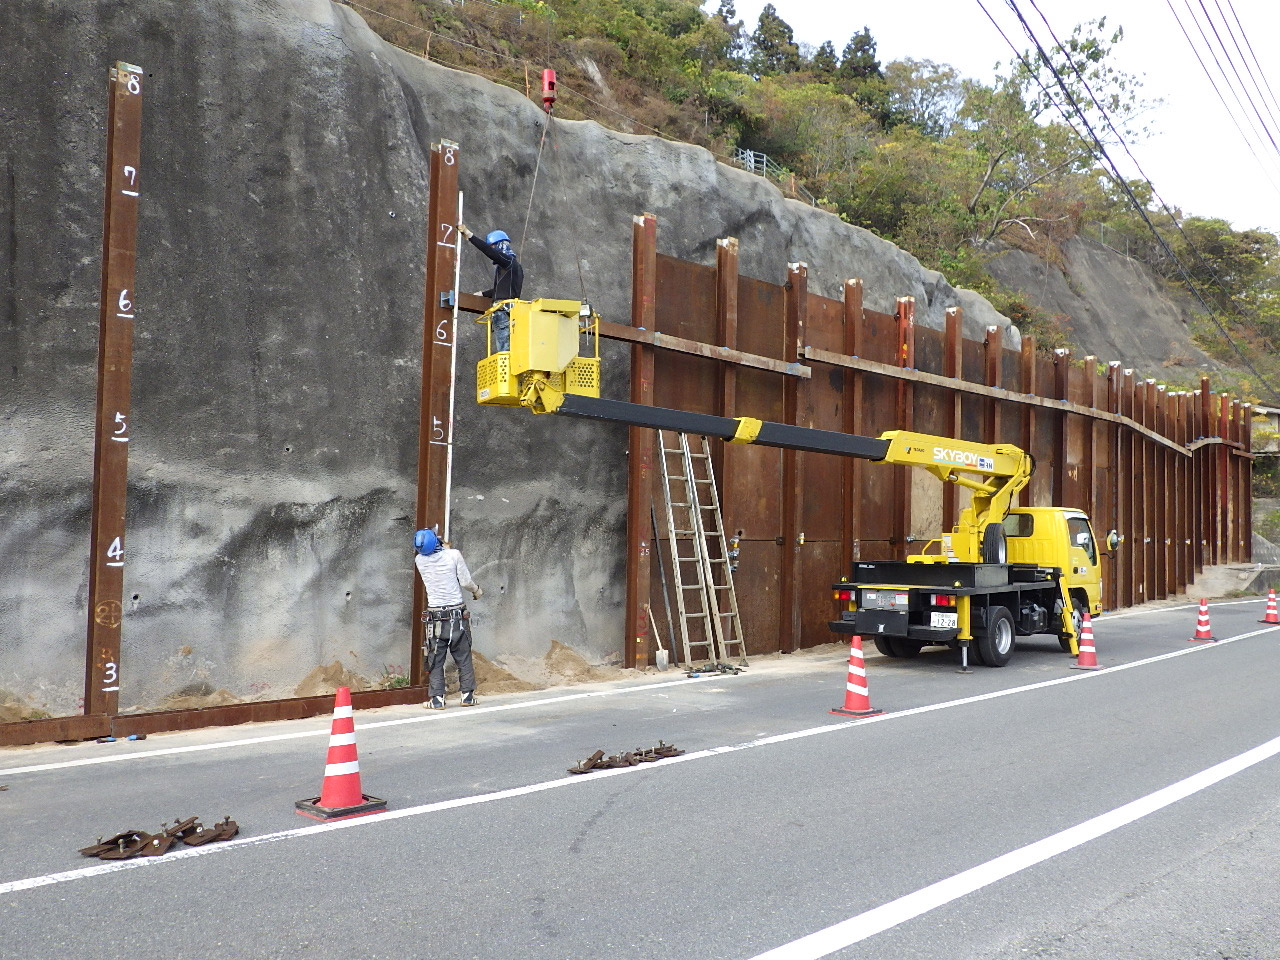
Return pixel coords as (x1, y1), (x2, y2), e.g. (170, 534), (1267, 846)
(1105, 529), (1120, 555)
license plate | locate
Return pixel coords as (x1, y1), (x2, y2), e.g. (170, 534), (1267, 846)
(930, 612), (958, 629)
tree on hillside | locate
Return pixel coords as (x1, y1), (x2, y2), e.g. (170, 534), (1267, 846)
(883, 59), (962, 137)
(711, 0), (747, 69)
(956, 18), (1151, 244)
(837, 28), (881, 81)
(749, 3), (801, 75)
(812, 40), (838, 79)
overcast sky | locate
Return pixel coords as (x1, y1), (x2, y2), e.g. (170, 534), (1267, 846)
(716, 0), (1280, 235)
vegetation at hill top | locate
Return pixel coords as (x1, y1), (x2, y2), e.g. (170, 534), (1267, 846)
(353, 0), (1280, 398)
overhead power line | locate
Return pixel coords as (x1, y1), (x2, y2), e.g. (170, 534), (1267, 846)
(975, 0), (1280, 399)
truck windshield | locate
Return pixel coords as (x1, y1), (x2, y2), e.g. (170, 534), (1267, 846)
(1067, 517), (1097, 564)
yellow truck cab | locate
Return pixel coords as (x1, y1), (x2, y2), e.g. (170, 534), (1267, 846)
(1004, 507), (1104, 626)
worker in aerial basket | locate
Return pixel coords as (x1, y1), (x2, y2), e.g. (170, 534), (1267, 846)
(459, 223), (524, 353)
(414, 527), (483, 710)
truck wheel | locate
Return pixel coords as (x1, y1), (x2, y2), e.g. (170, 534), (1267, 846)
(981, 523), (1008, 564)
(873, 637), (899, 658)
(892, 639), (922, 658)
(976, 606), (1015, 667)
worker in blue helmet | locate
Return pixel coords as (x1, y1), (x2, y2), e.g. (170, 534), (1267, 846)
(458, 222), (523, 352)
(413, 527), (483, 709)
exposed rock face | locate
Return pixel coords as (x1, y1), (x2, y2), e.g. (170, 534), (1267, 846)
(2, 0), (1167, 714)
(983, 237), (1217, 373)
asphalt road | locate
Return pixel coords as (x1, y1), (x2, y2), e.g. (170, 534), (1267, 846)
(3, 597), (1279, 960)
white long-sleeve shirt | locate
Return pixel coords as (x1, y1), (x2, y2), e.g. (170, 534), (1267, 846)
(414, 548), (479, 607)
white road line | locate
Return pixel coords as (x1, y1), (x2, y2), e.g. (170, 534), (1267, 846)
(4, 599), (1265, 779)
(2, 622), (1274, 897)
(744, 730), (1280, 960)
(0, 676), (715, 778)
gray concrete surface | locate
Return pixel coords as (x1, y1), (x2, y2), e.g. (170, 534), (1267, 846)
(0, 0), (1022, 714)
(2, 598), (1279, 959)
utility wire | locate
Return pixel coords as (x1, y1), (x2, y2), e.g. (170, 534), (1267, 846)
(1192, 0), (1280, 161)
(1030, 0), (1274, 311)
(982, 0), (1280, 398)
(1164, 0), (1280, 199)
(1224, 0), (1280, 130)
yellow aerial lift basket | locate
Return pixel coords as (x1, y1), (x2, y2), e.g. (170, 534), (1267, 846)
(476, 298), (601, 413)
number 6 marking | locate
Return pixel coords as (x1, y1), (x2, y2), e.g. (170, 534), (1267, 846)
(116, 289), (134, 318)
(436, 318), (450, 343)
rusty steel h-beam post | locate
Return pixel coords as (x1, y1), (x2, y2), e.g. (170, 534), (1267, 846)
(780, 262), (808, 652)
(413, 140), (461, 685)
(843, 280), (865, 565)
(943, 308), (963, 534)
(85, 63), (144, 717)
(624, 213), (658, 668)
(893, 297), (915, 554)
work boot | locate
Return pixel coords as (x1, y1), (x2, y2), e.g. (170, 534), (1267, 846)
(460, 691), (478, 706)
(427, 696), (445, 710)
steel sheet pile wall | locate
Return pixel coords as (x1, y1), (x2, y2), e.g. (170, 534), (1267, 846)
(630, 218), (1252, 660)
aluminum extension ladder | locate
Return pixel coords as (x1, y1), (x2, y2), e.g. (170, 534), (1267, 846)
(656, 431), (747, 667)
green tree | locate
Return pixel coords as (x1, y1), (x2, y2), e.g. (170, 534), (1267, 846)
(883, 59), (962, 137)
(811, 40), (838, 79)
(749, 3), (801, 75)
(837, 27), (881, 82)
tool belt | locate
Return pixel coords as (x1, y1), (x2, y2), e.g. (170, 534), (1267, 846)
(422, 603), (468, 648)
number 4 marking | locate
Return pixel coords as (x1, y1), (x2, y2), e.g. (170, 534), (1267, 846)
(106, 537), (125, 567)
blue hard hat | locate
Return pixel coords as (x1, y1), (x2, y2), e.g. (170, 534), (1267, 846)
(414, 528), (441, 555)
(485, 229), (510, 245)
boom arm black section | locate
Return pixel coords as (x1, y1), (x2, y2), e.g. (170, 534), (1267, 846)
(554, 394), (891, 461)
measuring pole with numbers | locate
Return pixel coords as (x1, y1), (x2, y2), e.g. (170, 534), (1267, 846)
(85, 62), (144, 716)
(411, 140), (461, 684)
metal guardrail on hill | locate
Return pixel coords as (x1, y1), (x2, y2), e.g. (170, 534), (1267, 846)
(732, 148), (816, 206)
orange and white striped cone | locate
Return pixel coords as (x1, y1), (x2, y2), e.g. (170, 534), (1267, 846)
(1070, 612), (1102, 670)
(295, 686), (387, 821)
(1188, 599), (1219, 643)
(830, 636), (883, 718)
(1260, 589), (1279, 625)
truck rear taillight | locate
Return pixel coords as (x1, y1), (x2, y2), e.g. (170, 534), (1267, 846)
(834, 590), (853, 601)
(932, 594), (957, 607)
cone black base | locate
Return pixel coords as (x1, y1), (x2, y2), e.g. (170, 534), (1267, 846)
(295, 794), (387, 822)
(830, 707), (883, 718)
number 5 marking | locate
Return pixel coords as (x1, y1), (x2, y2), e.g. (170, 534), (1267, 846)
(110, 412), (129, 442)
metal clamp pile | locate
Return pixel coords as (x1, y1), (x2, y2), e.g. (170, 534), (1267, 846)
(568, 741), (684, 774)
(686, 663), (744, 677)
(78, 816), (239, 860)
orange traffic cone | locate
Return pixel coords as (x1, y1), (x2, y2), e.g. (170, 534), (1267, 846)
(1188, 599), (1218, 643)
(295, 687), (387, 821)
(1070, 612), (1102, 670)
(830, 635), (883, 718)
(1260, 589), (1279, 625)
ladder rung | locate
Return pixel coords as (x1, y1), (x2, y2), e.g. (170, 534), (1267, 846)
(693, 478), (714, 484)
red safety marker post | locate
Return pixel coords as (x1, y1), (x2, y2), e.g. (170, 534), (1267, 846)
(830, 636), (883, 718)
(541, 68), (556, 114)
(1188, 599), (1219, 643)
(296, 687), (387, 821)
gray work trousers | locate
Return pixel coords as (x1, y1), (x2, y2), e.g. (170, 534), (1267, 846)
(491, 308), (511, 353)
(424, 605), (476, 698)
